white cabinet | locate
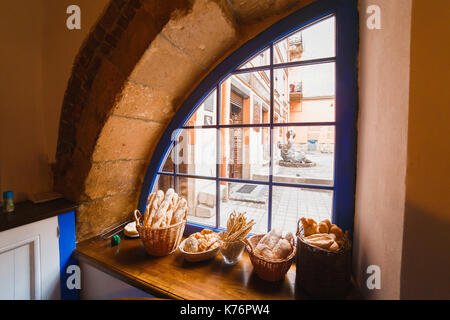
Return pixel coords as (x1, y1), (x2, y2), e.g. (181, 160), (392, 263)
(0, 216), (60, 300)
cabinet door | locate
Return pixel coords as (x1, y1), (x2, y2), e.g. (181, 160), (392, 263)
(0, 216), (60, 300)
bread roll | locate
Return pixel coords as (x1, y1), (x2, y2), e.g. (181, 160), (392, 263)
(329, 225), (343, 240)
(301, 217), (318, 236)
(184, 237), (198, 253)
(255, 244), (274, 260)
(256, 229), (282, 251)
(318, 221), (329, 233)
(322, 219), (332, 229)
(272, 238), (292, 259)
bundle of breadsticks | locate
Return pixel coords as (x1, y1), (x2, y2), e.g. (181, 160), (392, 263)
(219, 211), (256, 242)
(300, 217), (349, 252)
(136, 188), (187, 228)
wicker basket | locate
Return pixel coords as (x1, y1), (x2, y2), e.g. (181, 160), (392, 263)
(245, 234), (296, 282)
(134, 210), (186, 257)
(296, 220), (352, 299)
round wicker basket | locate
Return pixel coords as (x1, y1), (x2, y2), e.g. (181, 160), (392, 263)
(134, 210), (186, 257)
(245, 234), (296, 282)
(296, 220), (352, 299)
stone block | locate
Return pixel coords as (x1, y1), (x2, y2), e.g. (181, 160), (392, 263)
(197, 191), (215, 208)
(129, 34), (205, 103)
(228, 0), (312, 23)
(54, 148), (92, 202)
(141, 0), (194, 30)
(196, 204), (214, 218)
(107, 7), (159, 76)
(76, 191), (138, 242)
(92, 115), (165, 162)
(112, 80), (175, 123)
(75, 58), (126, 156)
(82, 159), (146, 201)
(161, 0), (237, 67)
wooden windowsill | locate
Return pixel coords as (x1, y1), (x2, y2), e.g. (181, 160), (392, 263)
(74, 232), (360, 300)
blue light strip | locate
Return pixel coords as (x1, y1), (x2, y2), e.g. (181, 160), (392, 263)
(58, 211), (79, 300)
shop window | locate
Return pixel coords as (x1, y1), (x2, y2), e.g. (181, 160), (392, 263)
(140, 1), (358, 236)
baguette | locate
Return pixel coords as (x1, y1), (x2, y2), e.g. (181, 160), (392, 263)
(147, 190), (164, 226)
(171, 207), (186, 224)
(143, 192), (156, 226)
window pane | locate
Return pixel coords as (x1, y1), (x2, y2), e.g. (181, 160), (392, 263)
(272, 186), (333, 235)
(175, 128), (217, 177)
(219, 182), (268, 234)
(219, 127), (270, 181)
(159, 143), (174, 173)
(185, 90), (217, 127)
(273, 126), (335, 185)
(275, 63), (335, 123)
(153, 174), (174, 194)
(177, 177), (216, 228)
(238, 47), (270, 69)
(274, 16), (335, 64)
(220, 73), (270, 125)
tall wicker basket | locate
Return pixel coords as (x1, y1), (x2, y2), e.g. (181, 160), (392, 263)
(245, 234), (296, 282)
(134, 210), (186, 257)
(296, 220), (352, 299)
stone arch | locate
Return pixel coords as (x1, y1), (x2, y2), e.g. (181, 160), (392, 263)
(55, 0), (315, 241)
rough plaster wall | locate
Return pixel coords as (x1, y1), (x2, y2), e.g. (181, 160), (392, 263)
(401, 0), (450, 300)
(354, 0), (412, 299)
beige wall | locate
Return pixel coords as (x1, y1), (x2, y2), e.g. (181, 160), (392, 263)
(0, 0), (108, 202)
(353, 0), (412, 299)
(401, 0), (450, 299)
(0, 1), (46, 201)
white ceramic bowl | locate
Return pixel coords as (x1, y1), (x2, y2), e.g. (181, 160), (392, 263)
(179, 238), (220, 262)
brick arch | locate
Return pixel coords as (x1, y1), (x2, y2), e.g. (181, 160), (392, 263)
(55, 0), (315, 241)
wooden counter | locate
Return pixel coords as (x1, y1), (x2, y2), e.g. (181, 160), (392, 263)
(74, 232), (361, 300)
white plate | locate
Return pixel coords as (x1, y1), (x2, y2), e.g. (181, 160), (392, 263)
(123, 221), (139, 238)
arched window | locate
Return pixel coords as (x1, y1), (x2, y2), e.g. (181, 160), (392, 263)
(139, 0), (358, 236)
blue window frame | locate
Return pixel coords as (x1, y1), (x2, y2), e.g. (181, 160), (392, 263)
(138, 0), (358, 237)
